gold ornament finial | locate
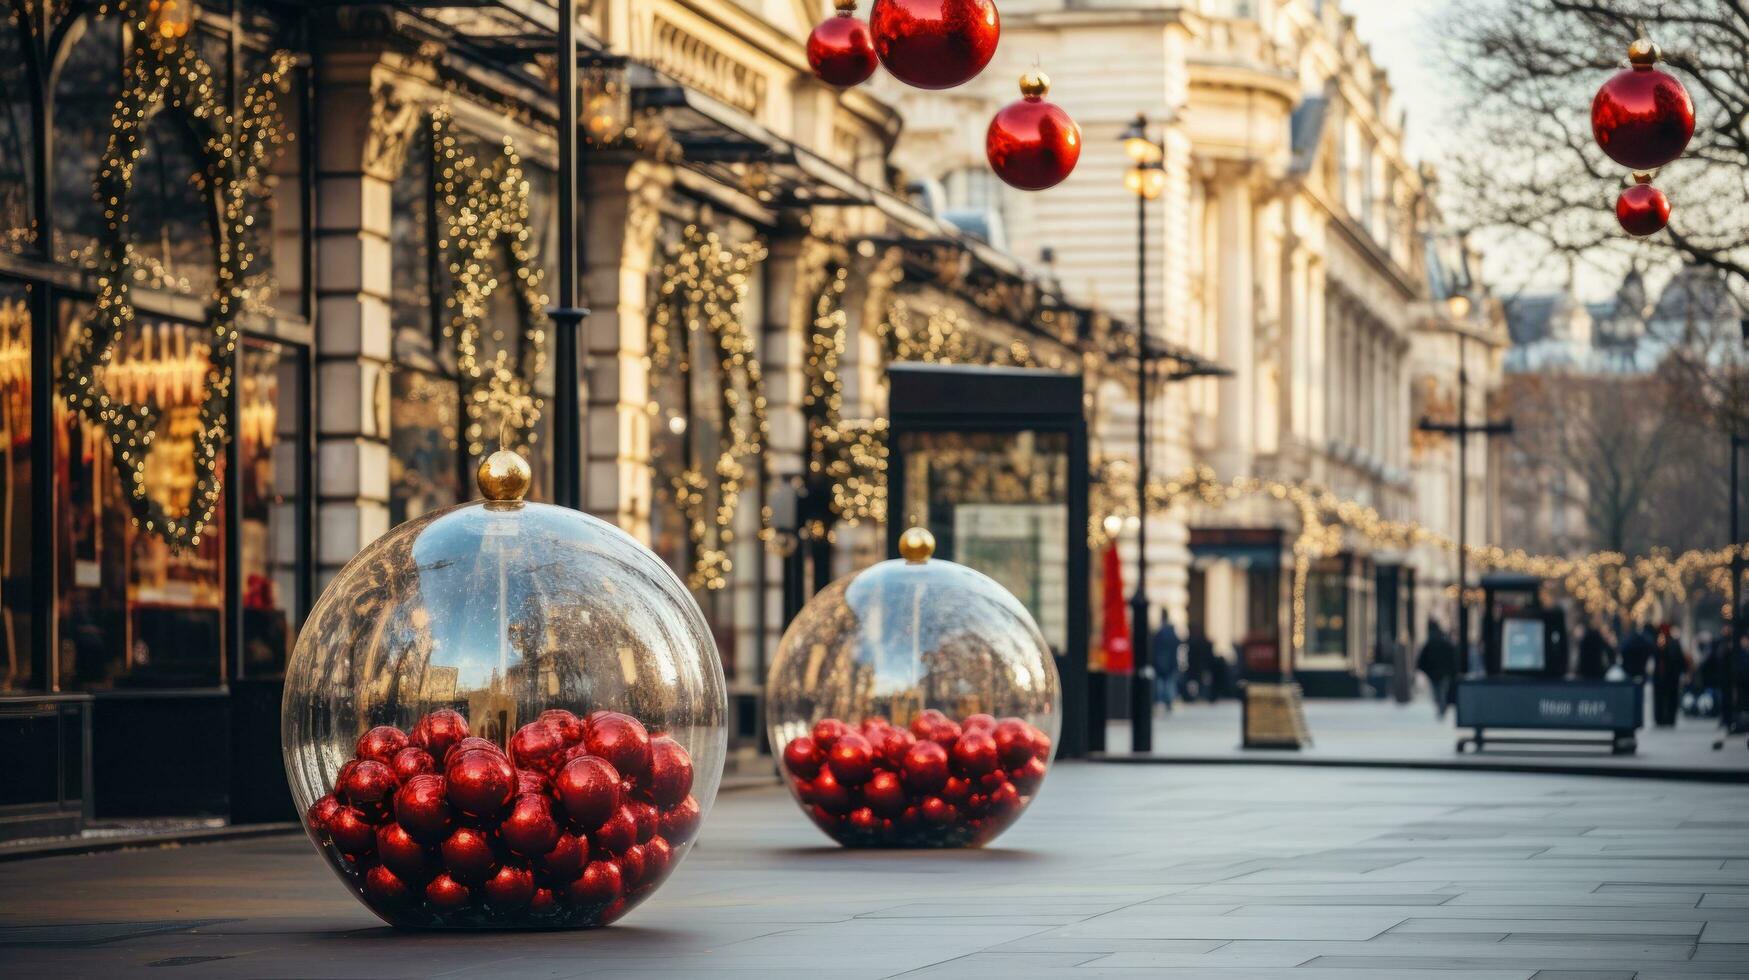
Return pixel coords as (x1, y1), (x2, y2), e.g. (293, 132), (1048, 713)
(1628, 38), (1659, 67)
(1019, 70), (1050, 100)
(834, 0), (857, 12)
(1632, 170), (1655, 184)
(478, 449), (532, 502)
(898, 526), (936, 563)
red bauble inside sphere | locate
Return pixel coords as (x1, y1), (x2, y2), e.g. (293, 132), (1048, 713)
(328, 805), (376, 858)
(411, 708), (469, 759)
(870, 0), (999, 90)
(902, 739), (950, 794)
(628, 800), (660, 844)
(378, 823), (436, 883)
(355, 725), (410, 764)
(364, 864), (416, 909)
(528, 887), (558, 917)
(444, 736), (504, 766)
(594, 804), (639, 853)
(987, 77), (1081, 191)
(535, 832), (585, 882)
(809, 767), (853, 814)
(307, 794), (342, 839)
(992, 718), (1034, 767)
(827, 731), (875, 785)
(555, 755), (623, 830)
(440, 825), (499, 885)
(501, 793), (562, 857)
(812, 717), (850, 749)
(646, 735), (695, 807)
(537, 708), (586, 744)
(515, 767), (549, 797)
(874, 726), (915, 769)
(1011, 755), (1046, 793)
(483, 864), (537, 910)
(863, 770), (907, 816)
(1591, 64), (1694, 171)
(644, 836), (673, 882)
(338, 759), (399, 819)
(809, 13), (878, 88)
(660, 795), (703, 845)
(619, 844), (648, 890)
(585, 712), (653, 785)
(782, 734), (823, 779)
(962, 713), (996, 734)
(391, 746), (436, 783)
(510, 721), (568, 776)
(1617, 181), (1671, 236)
(445, 749), (515, 819)
(394, 773), (451, 846)
(566, 859), (623, 907)
(951, 730), (1001, 776)
(425, 872), (471, 911)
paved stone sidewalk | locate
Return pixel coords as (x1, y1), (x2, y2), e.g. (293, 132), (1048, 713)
(2, 763), (1747, 978)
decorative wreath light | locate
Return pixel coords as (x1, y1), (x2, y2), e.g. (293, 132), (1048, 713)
(649, 224), (772, 591)
(57, 2), (291, 547)
(428, 108), (549, 459)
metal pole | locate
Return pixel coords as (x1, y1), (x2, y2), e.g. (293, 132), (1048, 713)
(549, 0), (588, 510)
(1455, 332), (1469, 688)
(1129, 172), (1154, 753)
(1728, 435), (1741, 734)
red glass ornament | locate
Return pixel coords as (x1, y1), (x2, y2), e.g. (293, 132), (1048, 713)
(863, 770), (906, 816)
(901, 740), (950, 794)
(566, 859), (623, 907)
(501, 793), (562, 857)
(870, 0), (999, 90)
(585, 712), (653, 785)
(555, 755), (622, 830)
(962, 713), (996, 734)
(782, 735), (824, 779)
(812, 717), (850, 749)
(377, 823), (436, 883)
(847, 806), (881, 836)
(356, 725), (410, 764)
(441, 826), (500, 886)
(446, 749), (515, 818)
(537, 708), (586, 744)
(394, 773), (451, 846)
(909, 708), (947, 740)
(364, 865), (416, 910)
(941, 775), (972, 804)
(444, 736), (504, 766)
(810, 767), (854, 814)
(643, 836), (674, 889)
(992, 718), (1033, 768)
(920, 795), (957, 825)
(391, 746), (437, 783)
(874, 726), (915, 769)
(827, 731), (875, 785)
(809, 1), (878, 88)
(338, 759), (399, 820)
(528, 887), (558, 917)
(594, 804), (639, 853)
(1591, 41), (1694, 171)
(619, 843), (648, 890)
(425, 872), (471, 912)
(628, 800), (660, 844)
(660, 795), (703, 845)
(1011, 755), (1046, 794)
(515, 767), (549, 797)
(987, 71), (1081, 191)
(483, 864), (537, 910)
(328, 805), (376, 858)
(951, 730), (1000, 776)
(1617, 177), (1670, 236)
(647, 735), (695, 807)
(510, 721), (568, 775)
(306, 794), (342, 841)
(411, 708), (470, 759)
(535, 832), (585, 882)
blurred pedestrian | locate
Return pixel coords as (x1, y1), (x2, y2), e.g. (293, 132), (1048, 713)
(1152, 617), (1181, 714)
(1186, 626), (1216, 703)
(1651, 624), (1690, 728)
(1417, 618), (1458, 719)
(1577, 622), (1612, 680)
(1620, 623), (1655, 682)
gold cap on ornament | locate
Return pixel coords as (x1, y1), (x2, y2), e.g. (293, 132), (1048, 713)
(478, 449), (532, 502)
(1628, 38), (1660, 67)
(1019, 70), (1050, 100)
(898, 526), (936, 563)
(834, 0), (857, 12)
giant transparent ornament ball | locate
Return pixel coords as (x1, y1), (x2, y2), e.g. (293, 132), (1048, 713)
(283, 451), (726, 928)
(765, 528), (1061, 848)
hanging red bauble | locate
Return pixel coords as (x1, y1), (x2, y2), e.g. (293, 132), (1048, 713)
(1591, 39), (1694, 171)
(809, 0), (878, 88)
(1616, 173), (1670, 236)
(870, 0), (999, 90)
(986, 71), (1081, 191)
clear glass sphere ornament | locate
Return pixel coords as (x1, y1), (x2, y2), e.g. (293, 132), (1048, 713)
(766, 527), (1061, 848)
(283, 450), (726, 928)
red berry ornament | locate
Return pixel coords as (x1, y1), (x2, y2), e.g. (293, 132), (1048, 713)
(411, 708), (469, 759)
(378, 823), (436, 883)
(337, 759), (398, 820)
(555, 755), (622, 830)
(355, 725), (409, 764)
(445, 749), (515, 819)
(1617, 173), (1670, 237)
(782, 734), (823, 779)
(483, 864), (536, 910)
(1591, 39), (1694, 171)
(441, 825), (499, 885)
(536, 832), (585, 882)
(394, 773), (451, 846)
(391, 746), (436, 783)
(986, 70), (1081, 191)
(647, 735), (694, 807)
(501, 793), (562, 857)
(537, 708), (586, 745)
(365, 865), (416, 910)
(584, 712), (652, 785)
(425, 872), (471, 912)
(809, 0), (878, 88)
(510, 721), (568, 776)
(660, 795), (703, 845)
(871, 0), (999, 90)
(827, 731), (875, 785)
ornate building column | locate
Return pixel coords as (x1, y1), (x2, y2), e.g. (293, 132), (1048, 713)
(1211, 168), (1255, 480)
(310, 44), (432, 587)
(580, 158), (670, 538)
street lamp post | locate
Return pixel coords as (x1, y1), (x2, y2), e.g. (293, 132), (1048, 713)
(1418, 295), (1511, 698)
(1120, 115), (1165, 753)
(550, 0), (590, 510)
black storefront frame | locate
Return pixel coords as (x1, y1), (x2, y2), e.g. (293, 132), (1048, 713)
(884, 362), (1092, 759)
(0, 1), (317, 830)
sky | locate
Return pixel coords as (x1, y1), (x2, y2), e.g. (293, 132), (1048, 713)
(1334, 0), (1455, 165)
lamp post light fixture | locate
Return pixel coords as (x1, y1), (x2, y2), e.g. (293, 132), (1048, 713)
(1120, 113), (1166, 753)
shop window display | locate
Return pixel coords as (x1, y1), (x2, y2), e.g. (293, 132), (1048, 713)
(0, 12), (34, 254)
(239, 338), (301, 677)
(50, 15), (123, 267)
(0, 283), (29, 691)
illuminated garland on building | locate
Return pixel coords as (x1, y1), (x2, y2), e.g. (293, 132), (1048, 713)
(649, 224), (771, 591)
(429, 108), (549, 458)
(57, 3), (291, 547)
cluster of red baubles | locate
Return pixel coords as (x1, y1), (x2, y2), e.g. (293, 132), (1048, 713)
(304, 707), (701, 928)
(780, 709), (1050, 848)
(1590, 41), (1694, 237)
(805, 0), (1079, 191)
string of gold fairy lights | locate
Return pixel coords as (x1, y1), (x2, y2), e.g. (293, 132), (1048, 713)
(56, 2), (291, 547)
(649, 224), (772, 591)
(428, 108), (549, 459)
